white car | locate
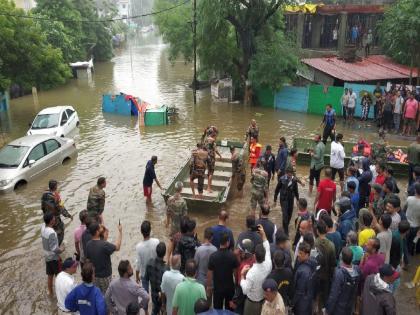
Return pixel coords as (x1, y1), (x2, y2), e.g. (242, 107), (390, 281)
(27, 106), (80, 137)
(0, 135), (77, 192)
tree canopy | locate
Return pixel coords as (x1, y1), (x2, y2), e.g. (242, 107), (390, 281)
(379, 0), (420, 74)
(34, 0), (114, 62)
(0, 0), (70, 92)
(154, 0), (299, 102)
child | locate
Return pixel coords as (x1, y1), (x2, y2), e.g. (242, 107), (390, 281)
(347, 181), (360, 216)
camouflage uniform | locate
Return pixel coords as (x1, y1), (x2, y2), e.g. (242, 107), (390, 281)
(166, 194), (188, 236)
(232, 151), (246, 191)
(371, 139), (388, 163)
(250, 167), (268, 210)
(247, 125), (259, 141)
(41, 190), (71, 245)
(86, 185), (105, 220)
(190, 148), (208, 193)
(205, 140), (217, 176)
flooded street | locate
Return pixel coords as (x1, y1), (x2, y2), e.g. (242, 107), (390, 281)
(0, 34), (417, 314)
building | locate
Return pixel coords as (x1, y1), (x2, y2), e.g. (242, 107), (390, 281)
(284, 1), (396, 57)
(13, 0), (36, 11)
(300, 55), (419, 86)
(116, 0), (129, 21)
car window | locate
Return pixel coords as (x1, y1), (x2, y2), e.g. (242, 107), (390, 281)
(44, 139), (61, 154)
(27, 143), (45, 162)
(66, 109), (74, 118)
(31, 114), (60, 129)
(60, 111), (68, 126)
(0, 145), (29, 168)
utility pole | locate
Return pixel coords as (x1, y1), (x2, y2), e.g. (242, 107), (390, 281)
(193, 0), (197, 104)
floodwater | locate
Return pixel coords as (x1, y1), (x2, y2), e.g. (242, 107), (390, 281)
(0, 34), (417, 314)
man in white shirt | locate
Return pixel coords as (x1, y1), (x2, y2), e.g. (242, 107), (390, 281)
(347, 88), (357, 122)
(341, 88), (349, 121)
(55, 258), (78, 314)
(161, 255), (184, 315)
(240, 225), (272, 315)
(330, 133), (346, 192)
(135, 220), (159, 292)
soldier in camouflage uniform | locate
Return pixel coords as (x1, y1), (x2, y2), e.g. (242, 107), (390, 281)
(201, 125), (219, 144)
(250, 159), (268, 215)
(230, 146), (246, 193)
(86, 177), (106, 223)
(166, 181), (188, 236)
(204, 136), (222, 193)
(190, 143), (209, 198)
(41, 180), (72, 245)
(371, 130), (389, 163)
(246, 119), (259, 143)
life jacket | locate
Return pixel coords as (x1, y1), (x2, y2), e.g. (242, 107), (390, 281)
(191, 149), (208, 176)
(249, 143), (262, 165)
(393, 149), (408, 163)
(352, 143), (371, 157)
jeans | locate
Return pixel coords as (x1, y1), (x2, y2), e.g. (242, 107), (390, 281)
(393, 113), (401, 132)
(141, 276), (149, 293)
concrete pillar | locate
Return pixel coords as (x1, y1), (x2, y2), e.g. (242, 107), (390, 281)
(338, 13), (348, 55)
(296, 13), (304, 49)
(311, 15), (322, 49)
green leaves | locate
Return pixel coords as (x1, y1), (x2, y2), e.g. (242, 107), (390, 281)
(154, 0), (296, 99)
(379, 0), (420, 65)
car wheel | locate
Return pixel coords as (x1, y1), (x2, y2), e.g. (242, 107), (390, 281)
(60, 134), (64, 138)
(76, 121), (80, 127)
(62, 157), (71, 165)
(14, 180), (27, 191)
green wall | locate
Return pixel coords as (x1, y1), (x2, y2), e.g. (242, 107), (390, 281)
(256, 87), (275, 107)
(307, 85), (344, 115)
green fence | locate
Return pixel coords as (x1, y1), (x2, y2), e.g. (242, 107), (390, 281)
(307, 85), (344, 115)
(255, 87), (275, 107)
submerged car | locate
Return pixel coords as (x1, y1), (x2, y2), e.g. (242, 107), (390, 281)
(0, 135), (77, 192)
(27, 106), (80, 137)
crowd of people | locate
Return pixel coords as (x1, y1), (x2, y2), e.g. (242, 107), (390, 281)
(39, 117), (420, 315)
(340, 82), (420, 135)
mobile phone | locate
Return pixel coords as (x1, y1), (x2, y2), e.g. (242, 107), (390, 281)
(250, 225), (259, 232)
(119, 219), (121, 225)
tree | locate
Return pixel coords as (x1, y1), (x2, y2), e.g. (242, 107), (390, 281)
(154, 0), (298, 103)
(0, 0), (70, 92)
(34, 0), (114, 62)
(34, 0), (84, 62)
(379, 0), (420, 84)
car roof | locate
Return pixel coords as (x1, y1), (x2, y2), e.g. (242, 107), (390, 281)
(37, 106), (73, 115)
(7, 135), (58, 147)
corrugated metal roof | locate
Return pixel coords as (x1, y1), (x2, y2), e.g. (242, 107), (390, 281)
(301, 55), (418, 82)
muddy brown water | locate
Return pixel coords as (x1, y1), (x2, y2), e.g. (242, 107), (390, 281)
(0, 35), (417, 314)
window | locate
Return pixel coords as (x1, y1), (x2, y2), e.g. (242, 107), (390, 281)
(0, 145), (29, 168)
(31, 114), (60, 129)
(60, 111), (68, 126)
(66, 109), (74, 118)
(44, 139), (61, 155)
(27, 143), (45, 162)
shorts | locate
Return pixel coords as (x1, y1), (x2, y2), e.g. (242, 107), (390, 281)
(190, 173), (205, 193)
(331, 167), (344, 181)
(143, 185), (152, 197)
(347, 107), (355, 116)
(405, 118), (416, 128)
(46, 260), (60, 276)
(309, 167), (322, 186)
(94, 275), (112, 295)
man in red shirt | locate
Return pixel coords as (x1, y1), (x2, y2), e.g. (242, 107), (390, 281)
(403, 92), (419, 136)
(369, 162), (386, 202)
(314, 167), (337, 214)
